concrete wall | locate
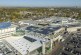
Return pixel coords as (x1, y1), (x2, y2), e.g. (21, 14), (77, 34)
(0, 27), (16, 39)
(67, 27), (81, 32)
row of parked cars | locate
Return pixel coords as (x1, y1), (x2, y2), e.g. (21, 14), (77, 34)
(59, 31), (81, 55)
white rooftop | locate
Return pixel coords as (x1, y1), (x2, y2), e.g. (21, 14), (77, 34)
(4, 37), (42, 55)
(0, 53), (3, 55)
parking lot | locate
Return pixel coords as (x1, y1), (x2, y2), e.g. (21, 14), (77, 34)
(59, 31), (81, 55)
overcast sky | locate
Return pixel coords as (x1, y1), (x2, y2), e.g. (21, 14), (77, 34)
(0, 0), (81, 7)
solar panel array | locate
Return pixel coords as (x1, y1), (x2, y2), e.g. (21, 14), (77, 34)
(26, 26), (60, 35)
(0, 22), (11, 29)
(24, 36), (37, 42)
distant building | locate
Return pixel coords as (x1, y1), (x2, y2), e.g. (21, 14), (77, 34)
(0, 22), (16, 39)
(20, 11), (32, 15)
(19, 20), (38, 26)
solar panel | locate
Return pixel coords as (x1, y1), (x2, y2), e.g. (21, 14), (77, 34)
(24, 36), (36, 42)
(26, 26), (60, 35)
(0, 22), (11, 29)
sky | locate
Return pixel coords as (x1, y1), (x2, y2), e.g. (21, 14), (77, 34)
(0, 0), (81, 7)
